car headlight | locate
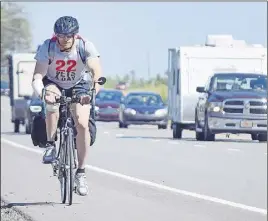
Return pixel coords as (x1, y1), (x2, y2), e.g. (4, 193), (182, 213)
(155, 108), (168, 116)
(208, 102), (222, 112)
(95, 106), (99, 111)
(124, 108), (136, 115)
(29, 105), (42, 113)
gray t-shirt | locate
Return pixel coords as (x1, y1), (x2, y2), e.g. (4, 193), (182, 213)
(35, 38), (100, 89)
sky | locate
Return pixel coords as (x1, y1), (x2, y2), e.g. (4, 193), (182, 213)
(19, 2), (267, 79)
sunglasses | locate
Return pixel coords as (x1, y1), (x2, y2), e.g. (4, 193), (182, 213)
(56, 34), (74, 39)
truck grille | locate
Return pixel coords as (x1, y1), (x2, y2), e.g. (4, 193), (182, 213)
(223, 108), (243, 114)
(250, 108), (267, 115)
(223, 99), (267, 115)
(224, 101), (244, 105)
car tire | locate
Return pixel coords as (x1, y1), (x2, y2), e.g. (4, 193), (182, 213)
(203, 114), (215, 141)
(251, 134), (258, 141)
(158, 125), (167, 129)
(173, 123), (182, 139)
(195, 114), (204, 141)
(14, 119), (20, 133)
(25, 117), (32, 134)
(258, 134), (267, 142)
(119, 121), (128, 129)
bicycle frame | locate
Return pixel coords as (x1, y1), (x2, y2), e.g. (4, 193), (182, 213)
(56, 90), (78, 169)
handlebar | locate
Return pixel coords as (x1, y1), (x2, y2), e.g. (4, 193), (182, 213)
(41, 77), (107, 114)
(54, 96), (80, 105)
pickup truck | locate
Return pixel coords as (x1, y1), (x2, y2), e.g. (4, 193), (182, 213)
(167, 34), (266, 139)
(195, 72), (267, 142)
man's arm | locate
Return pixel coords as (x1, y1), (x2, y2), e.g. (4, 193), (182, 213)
(32, 40), (50, 97)
(84, 41), (102, 93)
(87, 57), (102, 93)
(32, 62), (49, 97)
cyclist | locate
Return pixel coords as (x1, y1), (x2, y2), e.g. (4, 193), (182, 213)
(32, 16), (102, 196)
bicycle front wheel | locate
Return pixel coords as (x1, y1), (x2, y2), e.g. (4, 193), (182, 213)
(59, 131), (67, 204)
(65, 127), (75, 206)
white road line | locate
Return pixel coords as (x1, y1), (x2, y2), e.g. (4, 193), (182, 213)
(103, 131), (110, 135)
(168, 141), (179, 145)
(115, 133), (124, 137)
(227, 148), (241, 152)
(194, 144), (206, 148)
(1, 137), (266, 215)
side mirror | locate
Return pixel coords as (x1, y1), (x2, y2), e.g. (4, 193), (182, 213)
(196, 86), (205, 93)
(97, 77), (107, 85)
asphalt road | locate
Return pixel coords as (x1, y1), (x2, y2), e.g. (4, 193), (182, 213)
(1, 96), (267, 221)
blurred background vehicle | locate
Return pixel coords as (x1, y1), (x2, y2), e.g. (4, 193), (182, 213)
(115, 81), (128, 96)
(25, 96), (44, 134)
(195, 72), (267, 142)
(118, 91), (168, 129)
(168, 34), (267, 140)
(95, 89), (124, 121)
(1, 80), (10, 96)
(7, 53), (36, 133)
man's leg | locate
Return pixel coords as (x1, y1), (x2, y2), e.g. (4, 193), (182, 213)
(71, 102), (91, 196)
(43, 84), (61, 164)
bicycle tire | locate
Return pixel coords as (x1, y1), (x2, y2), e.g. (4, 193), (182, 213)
(59, 131), (67, 204)
(66, 127), (75, 206)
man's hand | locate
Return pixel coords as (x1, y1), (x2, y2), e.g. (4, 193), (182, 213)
(45, 94), (56, 104)
(80, 95), (91, 105)
(44, 91), (60, 104)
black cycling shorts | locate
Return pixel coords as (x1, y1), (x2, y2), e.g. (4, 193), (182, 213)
(42, 76), (92, 97)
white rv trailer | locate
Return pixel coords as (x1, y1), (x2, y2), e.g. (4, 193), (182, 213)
(167, 35), (267, 139)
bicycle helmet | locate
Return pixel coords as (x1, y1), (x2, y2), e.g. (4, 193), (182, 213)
(54, 16), (79, 35)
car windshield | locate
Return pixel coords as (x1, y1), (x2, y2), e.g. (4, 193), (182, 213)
(125, 94), (164, 106)
(96, 90), (123, 102)
(211, 74), (267, 91)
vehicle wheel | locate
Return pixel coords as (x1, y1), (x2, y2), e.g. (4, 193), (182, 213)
(162, 125), (167, 129)
(158, 125), (167, 129)
(173, 123), (182, 139)
(203, 114), (215, 141)
(251, 134), (258, 141)
(119, 121), (128, 128)
(258, 134), (267, 142)
(25, 118), (31, 134)
(195, 115), (204, 141)
(14, 119), (20, 133)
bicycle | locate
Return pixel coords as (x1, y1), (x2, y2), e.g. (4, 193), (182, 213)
(41, 77), (106, 206)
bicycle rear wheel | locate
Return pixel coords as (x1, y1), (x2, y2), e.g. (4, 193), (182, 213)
(65, 127), (75, 206)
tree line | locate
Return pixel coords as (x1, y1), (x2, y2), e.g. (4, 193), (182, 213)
(104, 70), (168, 89)
(1, 2), (32, 68)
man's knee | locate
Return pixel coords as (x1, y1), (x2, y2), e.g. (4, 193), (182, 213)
(77, 119), (89, 130)
(45, 84), (61, 113)
(72, 104), (90, 130)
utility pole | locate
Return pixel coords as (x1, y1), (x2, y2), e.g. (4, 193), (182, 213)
(147, 51), (151, 80)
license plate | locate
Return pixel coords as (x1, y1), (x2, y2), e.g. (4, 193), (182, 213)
(240, 120), (253, 128)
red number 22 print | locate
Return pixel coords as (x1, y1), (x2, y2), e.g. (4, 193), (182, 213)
(56, 60), (77, 72)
